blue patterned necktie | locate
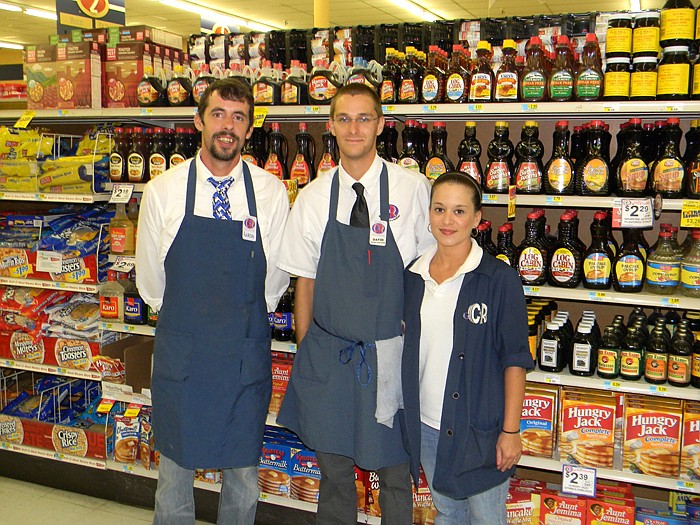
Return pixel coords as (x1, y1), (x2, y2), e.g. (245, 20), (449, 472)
(208, 177), (234, 220)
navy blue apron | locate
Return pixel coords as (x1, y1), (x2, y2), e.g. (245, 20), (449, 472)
(151, 159), (271, 470)
(277, 164), (408, 470)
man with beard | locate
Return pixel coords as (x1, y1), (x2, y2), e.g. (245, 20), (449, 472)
(136, 78), (289, 524)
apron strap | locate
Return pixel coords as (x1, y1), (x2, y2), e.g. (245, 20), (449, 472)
(328, 168), (340, 222)
(184, 159), (197, 217)
(241, 161), (258, 218)
(328, 162), (390, 223)
(312, 320), (373, 387)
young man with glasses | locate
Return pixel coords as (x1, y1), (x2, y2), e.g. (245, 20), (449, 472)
(276, 83), (433, 524)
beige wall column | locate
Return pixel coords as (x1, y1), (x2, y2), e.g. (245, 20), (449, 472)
(314, 0), (330, 27)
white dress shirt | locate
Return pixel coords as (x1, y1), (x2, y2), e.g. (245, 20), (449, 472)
(136, 154), (290, 313)
(409, 239), (483, 429)
(277, 155), (434, 278)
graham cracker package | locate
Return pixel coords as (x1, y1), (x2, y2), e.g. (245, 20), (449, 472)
(623, 394), (683, 479)
(521, 384), (559, 458)
(559, 388), (616, 468)
(681, 401), (700, 481)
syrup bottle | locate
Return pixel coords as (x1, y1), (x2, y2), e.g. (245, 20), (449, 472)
(137, 65), (167, 107)
(548, 36), (575, 102)
(469, 41), (494, 102)
(651, 117), (686, 198)
(645, 318), (669, 384)
(110, 127), (129, 183)
(169, 128), (190, 168)
(384, 121), (399, 163)
(577, 120), (610, 195)
(317, 122), (339, 177)
(616, 118), (649, 197)
(457, 121), (483, 184)
(570, 323), (598, 376)
(281, 60), (310, 105)
(421, 46), (445, 103)
(484, 122), (514, 194)
(476, 220), (498, 256)
(127, 127), (148, 183)
(264, 122), (288, 180)
(520, 36), (548, 102)
(613, 228), (646, 292)
(496, 224), (518, 267)
(419, 122), (430, 164)
(167, 65), (194, 106)
(149, 127), (168, 181)
(424, 122), (454, 181)
(544, 121), (575, 194)
(548, 212), (583, 288)
(583, 211), (614, 290)
(575, 33), (604, 101)
(398, 119), (423, 172)
(379, 48), (399, 104)
(399, 47), (421, 103)
(290, 122), (315, 188)
(517, 211), (549, 285)
(445, 45), (469, 103)
(192, 64), (217, 106)
(495, 39), (519, 102)
(514, 121), (545, 194)
(539, 321), (566, 372)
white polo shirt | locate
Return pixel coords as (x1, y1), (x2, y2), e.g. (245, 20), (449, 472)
(278, 155), (434, 277)
(136, 154), (290, 313)
(409, 239), (484, 429)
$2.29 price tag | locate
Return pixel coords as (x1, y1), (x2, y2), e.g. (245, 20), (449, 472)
(611, 198), (653, 228)
(561, 464), (597, 498)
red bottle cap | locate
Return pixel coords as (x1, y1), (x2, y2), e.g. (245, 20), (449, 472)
(386, 121), (396, 127)
(299, 122), (308, 132)
(594, 211), (607, 220)
(556, 120), (569, 128)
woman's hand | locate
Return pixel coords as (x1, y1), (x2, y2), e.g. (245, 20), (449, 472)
(496, 431), (522, 472)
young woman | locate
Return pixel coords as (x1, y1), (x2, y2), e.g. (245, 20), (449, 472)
(401, 171), (534, 525)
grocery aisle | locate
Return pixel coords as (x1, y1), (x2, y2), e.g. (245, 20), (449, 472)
(0, 475), (210, 525)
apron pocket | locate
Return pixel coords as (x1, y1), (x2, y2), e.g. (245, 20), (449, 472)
(153, 328), (193, 382)
(239, 336), (272, 387)
(455, 423), (501, 475)
(294, 325), (335, 385)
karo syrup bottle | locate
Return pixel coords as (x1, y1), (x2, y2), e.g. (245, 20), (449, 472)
(514, 121), (544, 194)
(264, 122), (288, 180)
(484, 122), (514, 194)
(457, 121), (483, 184)
(290, 122), (315, 188)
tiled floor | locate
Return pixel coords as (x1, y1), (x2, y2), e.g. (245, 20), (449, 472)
(0, 476), (210, 524)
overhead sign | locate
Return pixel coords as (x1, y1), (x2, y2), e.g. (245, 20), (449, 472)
(56, 0), (125, 34)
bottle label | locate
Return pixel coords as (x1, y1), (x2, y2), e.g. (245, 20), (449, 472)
(540, 338), (558, 368)
(575, 70), (602, 98)
(495, 71), (518, 100)
(619, 158), (648, 191)
(253, 82), (273, 104)
(598, 348), (619, 375)
(469, 73), (492, 100)
(309, 76), (338, 101)
(137, 81), (160, 105)
(572, 343), (592, 372)
(127, 153), (145, 182)
(170, 153), (186, 167)
(124, 296), (144, 323)
(399, 79), (417, 102)
(149, 153), (167, 180)
(109, 152), (124, 182)
(281, 83), (299, 104)
(111, 227), (127, 253)
(398, 157), (420, 171)
(380, 80), (395, 103)
(458, 161), (482, 184)
(318, 153), (337, 175)
(653, 158), (684, 192)
(290, 154), (311, 185)
(606, 27), (632, 54)
(582, 158), (608, 192)
(241, 154), (258, 166)
(100, 295), (120, 319)
(550, 247), (576, 283)
(631, 71), (658, 98)
(645, 352), (668, 380)
(486, 161), (510, 190)
(273, 312), (292, 331)
(603, 71), (630, 98)
(192, 79), (211, 104)
(496, 253), (511, 265)
(694, 63), (700, 96)
(657, 63), (690, 96)
(446, 73), (466, 101)
(347, 74), (373, 88)
(669, 355), (691, 383)
(422, 74), (439, 101)
(264, 153), (284, 180)
(425, 157), (448, 181)
(660, 8), (695, 42)
(521, 71), (546, 99)
(167, 80), (189, 105)
(693, 353), (700, 378)
(583, 253), (611, 284)
(549, 70), (574, 99)
(688, 164), (700, 195)
(620, 350), (642, 377)
(646, 260), (680, 287)
(515, 161), (542, 191)
(681, 262), (700, 289)
(615, 255), (644, 286)
(547, 158), (572, 191)
(528, 333), (537, 361)
(518, 246), (545, 282)
(633, 26), (660, 55)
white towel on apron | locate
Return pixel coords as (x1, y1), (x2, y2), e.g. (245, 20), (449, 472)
(375, 334), (404, 428)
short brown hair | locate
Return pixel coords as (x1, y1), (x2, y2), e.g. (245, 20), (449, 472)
(197, 78), (254, 125)
(431, 171), (483, 211)
(330, 84), (383, 119)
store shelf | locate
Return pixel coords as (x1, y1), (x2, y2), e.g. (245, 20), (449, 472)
(527, 369), (700, 401)
(0, 358), (102, 380)
(100, 321), (156, 336)
(0, 276), (100, 293)
(106, 459), (158, 479)
(0, 441), (105, 469)
(0, 191), (111, 203)
(104, 183), (147, 194)
(518, 455), (700, 495)
(271, 340), (297, 353)
(481, 193), (686, 211)
(522, 283), (700, 310)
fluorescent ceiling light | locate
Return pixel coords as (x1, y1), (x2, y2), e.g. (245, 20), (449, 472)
(630, 0), (641, 10)
(160, 0), (280, 30)
(0, 2), (21, 12)
(387, 0), (442, 22)
(0, 41), (23, 49)
(24, 7), (57, 20)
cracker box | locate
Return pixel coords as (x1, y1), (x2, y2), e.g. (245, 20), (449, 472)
(24, 45), (57, 110)
(55, 42), (103, 109)
(585, 496), (635, 525)
(507, 486), (540, 525)
(269, 359), (292, 415)
(623, 396), (682, 478)
(413, 467), (437, 525)
(539, 490), (587, 525)
(367, 470), (381, 517)
(259, 441), (292, 497)
(559, 389), (616, 468)
(355, 467), (367, 514)
(521, 385), (558, 458)
(681, 401), (700, 481)
(289, 448), (320, 504)
(103, 42), (153, 108)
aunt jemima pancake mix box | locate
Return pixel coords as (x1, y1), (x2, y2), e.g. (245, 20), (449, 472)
(521, 385), (559, 458)
(539, 490), (587, 525)
(623, 395), (682, 479)
(507, 481), (541, 525)
(681, 401), (700, 481)
(559, 388), (616, 468)
(585, 496), (635, 525)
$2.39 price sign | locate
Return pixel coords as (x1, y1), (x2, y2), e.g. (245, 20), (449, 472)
(611, 197), (654, 228)
(561, 464), (597, 498)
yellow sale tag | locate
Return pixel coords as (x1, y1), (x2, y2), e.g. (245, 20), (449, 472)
(428, 104), (437, 111)
(507, 185), (517, 219)
(611, 381), (621, 388)
(97, 399), (116, 414)
(656, 386), (668, 393)
(681, 200), (700, 228)
(668, 298), (680, 305)
(527, 104), (538, 111)
(596, 292), (606, 299)
(385, 105), (395, 112)
(253, 107), (268, 128)
(124, 403), (142, 417)
(14, 111), (36, 129)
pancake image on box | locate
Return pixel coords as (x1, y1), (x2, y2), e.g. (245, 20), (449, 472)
(559, 390), (615, 469)
(259, 442), (292, 497)
(290, 448), (321, 503)
(682, 401), (700, 480)
(573, 439), (614, 468)
(520, 386), (558, 458)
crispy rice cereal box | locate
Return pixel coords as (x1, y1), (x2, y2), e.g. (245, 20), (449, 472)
(521, 385), (559, 458)
(623, 395), (682, 479)
(539, 490), (586, 525)
(682, 401), (700, 481)
(559, 389), (616, 468)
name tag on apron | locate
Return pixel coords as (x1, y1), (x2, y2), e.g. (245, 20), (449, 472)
(369, 221), (387, 247)
(242, 216), (257, 242)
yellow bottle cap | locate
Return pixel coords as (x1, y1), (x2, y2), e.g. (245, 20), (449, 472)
(465, 121), (477, 127)
(525, 120), (538, 127)
(477, 40), (489, 50)
(503, 39), (516, 49)
(495, 121), (509, 127)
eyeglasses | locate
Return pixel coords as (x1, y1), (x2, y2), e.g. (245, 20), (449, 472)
(333, 115), (380, 127)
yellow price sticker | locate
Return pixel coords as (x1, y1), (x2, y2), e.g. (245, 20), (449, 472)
(610, 381), (621, 388)
(305, 106), (320, 114)
(668, 297), (680, 305)
(384, 105), (395, 112)
(530, 287), (540, 294)
(681, 200), (700, 228)
(14, 111), (36, 129)
(507, 185), (517, 219)
(526, 103), (538, 111)
(427, 104), (438, 111)
(551, 196), (563, 202)
(472, 104), (484, 111)
(656, 386), (668, 393)
(596, 292), (607, 299)
(483, 194), (498, 202)
(253, 107), (268, 128)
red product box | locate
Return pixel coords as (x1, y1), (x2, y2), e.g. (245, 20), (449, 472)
(413, 467), (437, 525)
(81, 28), (111, 44)
(0, 331), (101, 372)
(54, 42), (103, 109)
(540, 490), (586, 525)
(103, 42), (153, 108)
(0, 247), (101, 284)
(366, 470), (381, 517)
(507, 486), (540, 525)
(584, 496), (635, 525)
(24, 45), (57, 110)
(355, 467), (367, 514)
(118, 25), (154, 43)
(269, 359), (292, 415)
(289, 448), (320, 504)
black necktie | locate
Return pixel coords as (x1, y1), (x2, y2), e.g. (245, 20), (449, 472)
(350, 182), (369, 228)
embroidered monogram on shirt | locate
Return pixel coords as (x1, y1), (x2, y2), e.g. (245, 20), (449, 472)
(464, 303), (488, 324)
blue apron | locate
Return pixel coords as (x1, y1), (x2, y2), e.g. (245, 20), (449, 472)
(151, 160), (271, 470)
(277, 165), (408, 470)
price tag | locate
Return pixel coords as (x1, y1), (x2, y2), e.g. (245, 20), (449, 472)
(677, 480), (696, 490)
(110, 183), (134, 204)
(482, 194), (499, 203)
(545, 196), (564, 205)
(36, 250), (63, 273)
(423, 104), (438, 112)
(650, 385), (668, 395)
(602, 380), (622, 390)
(382, 105), (395, 113)
(544, 374), (561, 384)
(681, 200), (700, 228)
(109, 257), (135, 273)
(507, 185), (517, 219)
(140, 108), (153, 116)
(562, 464), (596, 498)
(468, 104), (484, 112)
(662, 297), (680, 306)
(253, 107), (268, 128)
(97, 398), (116, 414)
(124, 402), (142, 417)
(603, 104), (620, 112)
(305, 106), (321, 114)
(665, 105), (683, 112)
(14, 111), (36, 129)
(588, 291), (607, 301)
(524, 286), (540, 296)
(612, 197), (653, 228)
(132, 393), (150, 405)
(522, 103), (538, 112)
